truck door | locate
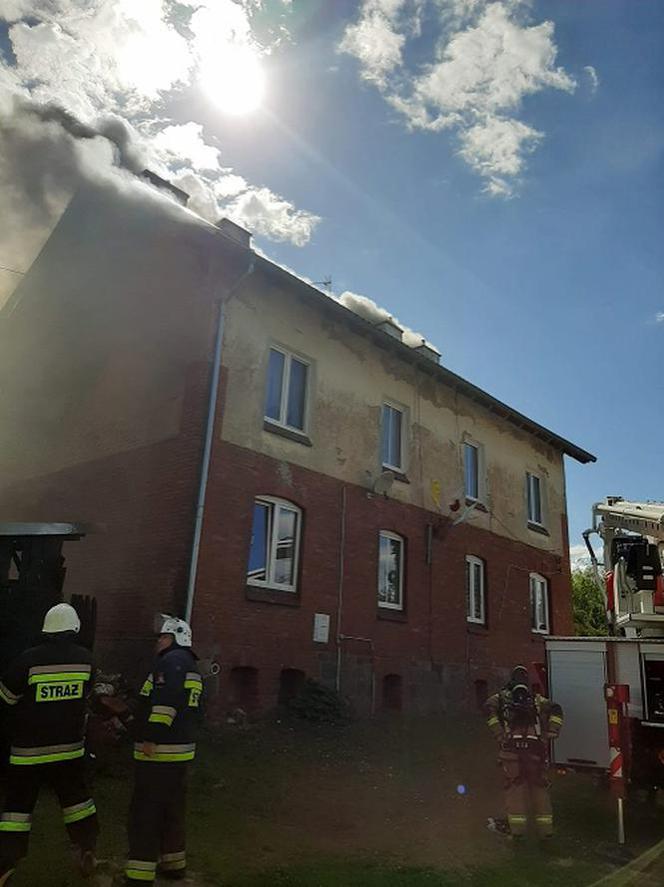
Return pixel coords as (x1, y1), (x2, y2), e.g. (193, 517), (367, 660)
(547, 642), (609, 769)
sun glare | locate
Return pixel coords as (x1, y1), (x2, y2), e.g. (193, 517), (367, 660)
(200, 44), (265, 115)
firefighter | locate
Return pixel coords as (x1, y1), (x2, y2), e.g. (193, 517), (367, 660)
(486, 665), (564, 840)
(0, 603), (98, 885)
(123, 615), (202, 884)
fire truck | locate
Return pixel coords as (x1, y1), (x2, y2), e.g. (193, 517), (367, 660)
(546, 498), (664, 790)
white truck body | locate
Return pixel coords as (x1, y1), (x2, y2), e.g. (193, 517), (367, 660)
(546, 636), (664, 770)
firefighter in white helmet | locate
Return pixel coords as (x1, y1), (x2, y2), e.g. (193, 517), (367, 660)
(123, 615), (202, 884)
(0, 603), (98, 885)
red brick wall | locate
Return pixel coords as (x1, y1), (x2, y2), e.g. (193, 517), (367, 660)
(192, 439), (573, 717)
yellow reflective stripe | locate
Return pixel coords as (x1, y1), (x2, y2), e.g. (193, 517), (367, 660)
(148, 713), (173, 726)
(134, 750), (195, 763)
(487, 716), (500, 726)
(125, 870), (156, 882)
(508, 815), (527, 822)
(28, 672), (90, 685)
(62, 800), (96, 824)
(160, 858), (186, 871)
(0, 682), (20, 705)
(10, 748), (85, 766)
(549, 716), (563, 725)
(160, 852), (185, 863)
(0, 816), (31, 832)
(139, 675), (154, 697)
(536, 815), (553, 822)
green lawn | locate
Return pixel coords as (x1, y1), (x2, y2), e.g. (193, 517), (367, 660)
(7, 716), (664, 886)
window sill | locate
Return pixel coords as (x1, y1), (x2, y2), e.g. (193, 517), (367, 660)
(377, 608), (407, 622)
(465, 498), (488, 513)
(263, 420), (312, 447)
(246, 585), (300, 607)
(466, 622), (488, 635)
(527, 521), (549, 537)
(381, 466), (410, 484)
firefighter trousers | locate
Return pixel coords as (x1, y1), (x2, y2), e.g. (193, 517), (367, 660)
(501, 752), (553, 838)
(0, 758), (98, 876)
(125, 761), (188, 883)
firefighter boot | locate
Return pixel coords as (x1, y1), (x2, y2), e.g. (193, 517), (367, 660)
(72, 845), (97, 878)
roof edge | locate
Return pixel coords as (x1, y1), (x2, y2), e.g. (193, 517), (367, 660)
(246, 253), (596, 465)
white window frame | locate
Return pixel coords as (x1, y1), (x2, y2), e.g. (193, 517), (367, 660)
(247, 496), (302, 593)
(377, 530), (405, 611)
(526, 471), (545, 527)
(264, 345), (310, 433)
(530, 573), (550, 634)
(463, 438), (485, 503)
(466, 555), (486, 625)
(381, 401), (407, 473)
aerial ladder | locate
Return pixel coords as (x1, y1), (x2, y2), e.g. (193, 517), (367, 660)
(583, 497), (664, 637)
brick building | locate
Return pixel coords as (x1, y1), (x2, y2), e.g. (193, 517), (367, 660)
(0, 183), (595, 717)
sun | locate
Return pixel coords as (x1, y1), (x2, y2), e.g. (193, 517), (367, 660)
(200, 44), (265, 115)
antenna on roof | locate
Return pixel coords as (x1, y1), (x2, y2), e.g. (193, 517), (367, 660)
(314, 277), (332, 293)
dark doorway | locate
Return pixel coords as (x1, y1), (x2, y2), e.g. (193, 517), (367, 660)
(229, 666), (259, 711)
(278, 668), (306, 705)
(382, 674), (403, 712)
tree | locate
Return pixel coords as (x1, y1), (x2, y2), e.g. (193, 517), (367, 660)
(572, 568), (607, 636)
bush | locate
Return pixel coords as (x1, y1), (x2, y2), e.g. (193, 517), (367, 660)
(288, 679), (351, 724)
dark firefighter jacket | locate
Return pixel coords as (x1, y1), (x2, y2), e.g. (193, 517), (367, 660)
(485, 689), (564, 749)
(0, 634), (93, 765)
(135, 645), (202, 763)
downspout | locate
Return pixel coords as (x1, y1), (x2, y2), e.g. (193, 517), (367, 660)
(335, 486), (347, 693)
(184, 256), (256, 623)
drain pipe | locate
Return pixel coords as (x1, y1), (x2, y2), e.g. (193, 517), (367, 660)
(184, 256), (256, 623)
(335, 486), (347, 693)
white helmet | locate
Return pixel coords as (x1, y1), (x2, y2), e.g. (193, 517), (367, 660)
(42, 603), (81, 635)
(155, 613), (192, 648)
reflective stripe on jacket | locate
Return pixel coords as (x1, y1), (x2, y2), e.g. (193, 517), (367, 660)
(135, 646), (201, 762)
(0, 636), (93, 765)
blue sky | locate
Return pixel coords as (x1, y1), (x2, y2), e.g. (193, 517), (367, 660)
(1, 1), (663, 548)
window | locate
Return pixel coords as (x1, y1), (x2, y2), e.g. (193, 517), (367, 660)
(381, 403), (404, 471)
(526, 472), (544, 525)
(466, 555), (486, 624)
(265, 347), (309, 432)
(464, 441), (481, 501)
(247, 497), (301, 592)
(378, 531), (405, 610)
(530, 573), (550, 634)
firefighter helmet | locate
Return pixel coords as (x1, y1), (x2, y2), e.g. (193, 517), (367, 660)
(42, 603), (81, 634)
(155, 613), (192, 648)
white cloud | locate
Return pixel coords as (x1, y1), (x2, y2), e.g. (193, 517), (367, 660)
(656, 312), (664, 324)
(340, 0), (578, 196)
(227, 187), (321, 247)
(152, 123), (220, 172)
(0, 0), (319, 260)
(584, 64), (599, 94)
(570, 543), (603, 573)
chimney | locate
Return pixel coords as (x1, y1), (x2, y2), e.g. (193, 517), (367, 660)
(142, 170), (189, 206)
(376, 318), (403, 342)
(216, 218), (252, 249)
(413, 340), (441, 364)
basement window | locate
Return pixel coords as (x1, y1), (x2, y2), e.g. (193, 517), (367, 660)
(466, 555), (486, 625)
(378, 531), (405, 610)
(247, 497), (301, 593)
(264, 346), (309, 433)
(530, 573), (550, 634)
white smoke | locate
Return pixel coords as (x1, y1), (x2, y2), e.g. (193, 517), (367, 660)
(0, 1), (320, 306)
(339, 290), (439, 353)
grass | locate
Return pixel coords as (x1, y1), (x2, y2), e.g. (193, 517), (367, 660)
(6, 715), (664, 886)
